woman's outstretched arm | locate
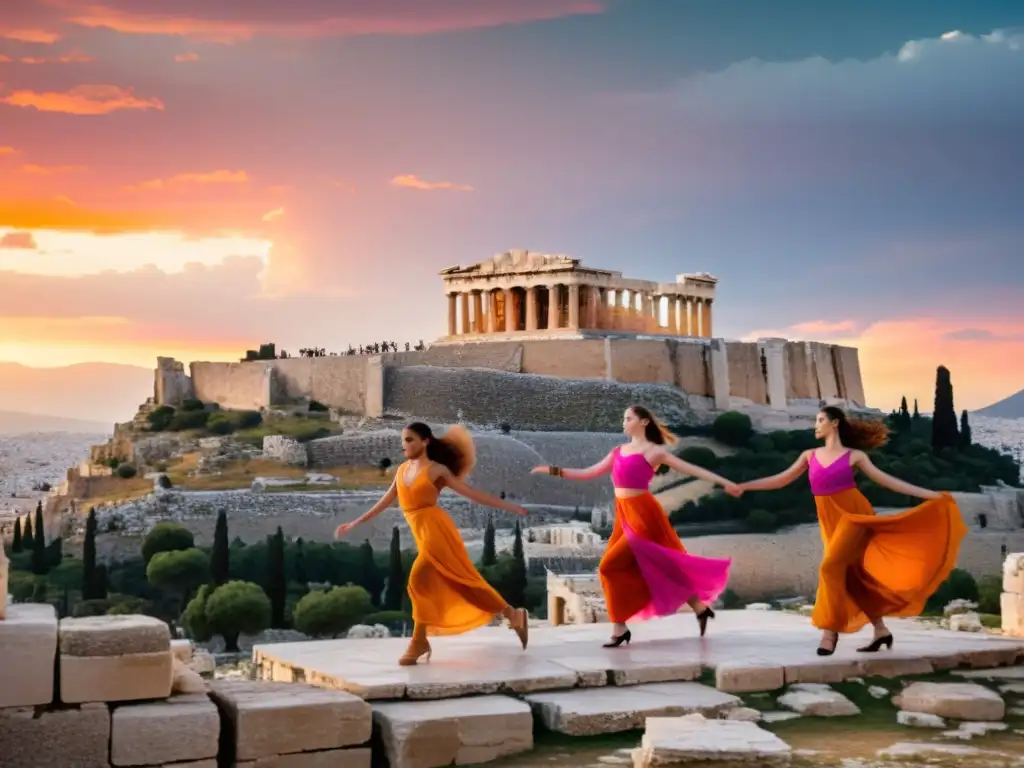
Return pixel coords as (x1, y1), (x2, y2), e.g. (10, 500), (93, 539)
(738, 450), (812, 492)
(437, 467), (528, 516)
(851, 451), (942, 500)
(530, 451), (614, 481)
(653, 449), (740, 494)
(335, 481), (398, 537)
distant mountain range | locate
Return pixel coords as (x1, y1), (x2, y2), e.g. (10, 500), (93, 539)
(0, 362), (152, 429)
(976, 387), (1024, 420)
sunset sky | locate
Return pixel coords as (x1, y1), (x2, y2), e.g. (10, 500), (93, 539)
(1, 0), (1022, 412)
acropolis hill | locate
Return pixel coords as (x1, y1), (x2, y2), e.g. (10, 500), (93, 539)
(155, 250), (869, 431)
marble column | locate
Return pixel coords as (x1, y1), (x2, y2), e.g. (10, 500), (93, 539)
(504, 288), (516, 332)
(548, 284), (561, 330)
(447, 293), (457, 336)
(486, 290), (498, 333)
(702, 299), (713, 338)
(459, 292), (470, 334)
(472, 291), (483, 333)
(568, 284), (580, 329)
(642, 293), (654, 331)
(525, 286), (539, 331)
(667, 295), (678, 333)
(585, 285), (599, 329)
(685, 298), (696, 336)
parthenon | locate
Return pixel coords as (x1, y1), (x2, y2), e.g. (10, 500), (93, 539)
(440, 250), (717, 340)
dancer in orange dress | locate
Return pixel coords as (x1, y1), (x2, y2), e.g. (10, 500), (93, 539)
(335, 423), (530, 666)
(532, 406), (738, 647)
(734, 406), (967, 656)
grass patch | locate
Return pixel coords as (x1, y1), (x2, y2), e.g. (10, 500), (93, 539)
(234, 416), (342, 445)
(163, 454), (390, 492)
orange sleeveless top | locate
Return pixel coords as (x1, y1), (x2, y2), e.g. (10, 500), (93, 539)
(395, 461), (440, 512)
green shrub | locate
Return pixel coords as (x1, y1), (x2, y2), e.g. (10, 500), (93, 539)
(293, 585), (373, 638)
(679, 446), (718, 469)
(926, 568), (979, 614)
(168, 409), (209, 431)
(205, 413), (235, 435)
(147, 405), (175, 431)
(308, 400), (329, 412)
(977, 574), (1001, 615)
(745, 509), (778, 532)
(721, 589), (743, 609)
(712, 411), (753, 447)
(181, 398), (205, 412)
(116, 463), (138, 479)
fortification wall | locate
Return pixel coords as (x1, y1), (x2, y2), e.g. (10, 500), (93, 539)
(383, 366), (699, 431)
(160, 336), (868, 424)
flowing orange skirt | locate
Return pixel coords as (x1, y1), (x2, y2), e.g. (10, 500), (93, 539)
(405, 505), (507, 636)
(811, 489), (967, 634)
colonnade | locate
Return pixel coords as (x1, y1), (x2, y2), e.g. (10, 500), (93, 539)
(445, 283), (713, 338)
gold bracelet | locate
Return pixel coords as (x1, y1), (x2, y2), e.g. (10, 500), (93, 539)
(549, 466), (563, 477)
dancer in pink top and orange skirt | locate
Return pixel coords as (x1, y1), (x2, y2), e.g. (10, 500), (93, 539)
(532, 405), (738, 647)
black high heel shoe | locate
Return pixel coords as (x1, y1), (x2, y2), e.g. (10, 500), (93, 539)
(696, 607), (715, 637)
(603, 629), (631, 648)
(857, 634), (893, 653)
(817, 631), (839, 656)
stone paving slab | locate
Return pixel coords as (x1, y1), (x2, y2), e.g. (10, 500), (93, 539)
(253, 611), (1024, 701)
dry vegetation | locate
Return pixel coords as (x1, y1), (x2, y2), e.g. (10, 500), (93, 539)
(163, 453), (390, 492)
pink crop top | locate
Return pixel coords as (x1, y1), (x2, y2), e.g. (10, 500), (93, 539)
(808, 450), (856, 496)
(610, 447), (656, 490)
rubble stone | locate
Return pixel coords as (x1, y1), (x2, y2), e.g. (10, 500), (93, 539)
(632, 714), (792, 766)
(893, 682), (1005, 722)
(0, 602), (58, 707)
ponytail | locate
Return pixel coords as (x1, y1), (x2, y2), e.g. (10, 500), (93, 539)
(821, 406), (889, 451)
(405, 422), (477, 479)
(629, 405), (678, 446)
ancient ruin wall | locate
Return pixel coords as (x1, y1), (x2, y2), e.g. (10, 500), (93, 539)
(190, 361), (271, 410)
(520, 339), (606, 378)
(383, 366), (697, 431)
(725, 342), (768, 405)
(784, 342), (815, 399)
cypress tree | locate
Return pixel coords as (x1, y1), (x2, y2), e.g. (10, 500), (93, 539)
(294, 537), (308, 587)
(211, 510), (230, 586)
(94, 564), (108, 600)
(898, 396), (910, 429)
(31, 502), (47, 576)
(959, 410), (972, 449)
(508, 520), (528, 608)
(482, 517), (497, 567)
(82, 508), (100, 599)
(22, 513), (32, 546)
(383, 527), (405, 611)
(931, 366), (959, 452)
(359, 540), (383, 606)
(912, 398), (920, 420)
(11, 517), (21, 553)
(266, 528), (287, 628)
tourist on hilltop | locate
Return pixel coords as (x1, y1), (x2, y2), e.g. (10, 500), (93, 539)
(531, 405), (737, 647)
(335, 423), (530, 666)
(731, 406), (966, 656)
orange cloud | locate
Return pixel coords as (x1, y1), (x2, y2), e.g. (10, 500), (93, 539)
(19, 50), (94, 64)
(0, 54), (10, 63)
(0, 231), (37, 249)
(261, 207), (284, 222)
(1, 84), (164, 115)
(0, 146), (15, 155)
(127, 169), (250, 191)
(173, 51), (199, 62)
(19, 163), (87, 175)
(745, 317), (1024, 411)
(59, 2), (605, 44)
(390, 174), (473, 192)
(1, 29), (61, 44)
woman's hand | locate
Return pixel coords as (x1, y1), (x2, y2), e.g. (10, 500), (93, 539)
(334, 521), (357, 539)
(530, 466), (550, 475)
(922, 489), (944, 500)
(724, 482), (744, 497)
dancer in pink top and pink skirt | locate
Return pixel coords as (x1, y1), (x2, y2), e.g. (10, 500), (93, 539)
(532, 406), (738, 647)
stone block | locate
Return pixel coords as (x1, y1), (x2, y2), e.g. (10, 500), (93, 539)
(1004, 553), (1024, 595)
(0, 602), (58, 707)
(782, 660), (858, 685)
(60, 614), (173, 704)
(632, 714), (792, 766)
(525, 682), (740, 736)
(373, 696), (532, 768)
(236, 749), (371, 767)
(209, 680), (371, 761)
(171, 639), (193, 664)
(893, 682), (1005, 722)
(0, 703), (110, 768)
(897, 711), (946, 728)
(1002, 592), (1024, 637)
(777, 684), (859, 717)
(715, 662), (784, 693)
(111, 693), (220, 766)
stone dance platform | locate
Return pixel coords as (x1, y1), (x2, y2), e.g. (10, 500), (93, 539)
(253, 610), (1024, 701)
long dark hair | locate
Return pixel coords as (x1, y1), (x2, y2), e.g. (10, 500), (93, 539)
(405, 422), (471, 477)
(820, 406), (889, 451)
(629, 405), (678, 446)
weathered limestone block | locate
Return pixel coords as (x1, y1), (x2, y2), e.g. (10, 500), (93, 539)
(0, 703), (110, 768)
(1003, 553), (1024, 595)
(373, 696), (532, 768)
(715, 662), (784, 693)
(632, 714), (792, 766)
(776, 684), (859, 717)
(209, 680), (371, 761)
(1002, 592), (1024, 637)
(60, 614), (172, 704)
(172, 659), (207, 694)
(111, 693), (220, 766)
(949, 612), (983, 632)
(171, 639), (193, 664)
(0, 602), (58, 707)
(235, 749), (371, 768)
(896, 710), (946, 729)
(893, 682), (1005, 722)
(525, 682), (740, 736)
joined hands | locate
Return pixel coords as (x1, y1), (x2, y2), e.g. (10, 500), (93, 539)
(724, 482), (744, 498)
